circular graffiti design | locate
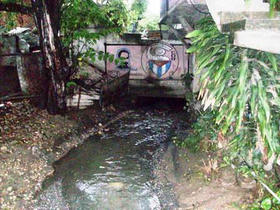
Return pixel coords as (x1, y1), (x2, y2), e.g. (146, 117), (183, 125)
(141, 42), (179, 79)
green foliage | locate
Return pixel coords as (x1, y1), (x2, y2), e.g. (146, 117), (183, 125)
(127, 0), (148, 32)
(0, 12), (17, 30)
(1, 0), (128, 68)
(60, 0), (128, 67)
(249, 191), (280, 209)
(130, 0), (148, 21)
(138, 14), (160, 32)
(185, 16), (280, 206)
(261, 197), (272, 209)
(260, 0), (280, 16)
(175, 111), (220, 152)
(66, 81), (77, 89)
(101, 0), (129, 31)
(1, 0), (28, 3)
(187, 17), (280, 165)
(269, 0), (280, 14)
(0, 0), (32, 29)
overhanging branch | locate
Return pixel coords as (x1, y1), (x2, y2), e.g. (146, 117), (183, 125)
(0, 2), (33, 14)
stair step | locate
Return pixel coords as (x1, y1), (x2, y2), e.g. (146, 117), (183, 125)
(246, 19), (280, 31)
(234, 30), (280, 54)
(219, 11), (280, 32)
(206, 0), (270, 31)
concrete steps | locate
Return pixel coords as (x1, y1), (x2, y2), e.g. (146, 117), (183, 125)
(206, 0), (280, 54)
(67, 92), (100, 109)
(234, 30), (280, 54)
(219, 11), (280, 31)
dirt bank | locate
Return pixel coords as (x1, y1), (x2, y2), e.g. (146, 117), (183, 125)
(155, 143), (256, 209)
(0, 100), (123, 209)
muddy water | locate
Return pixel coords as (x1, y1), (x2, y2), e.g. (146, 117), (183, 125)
(36, 101), (189, 210)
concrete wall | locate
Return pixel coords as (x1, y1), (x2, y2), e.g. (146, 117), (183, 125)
(105, 41), (188, 98)
(0, 35), (46, 97)
(82, 29), (189, 98)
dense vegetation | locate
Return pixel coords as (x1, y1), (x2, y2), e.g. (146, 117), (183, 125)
(128, 0), (147, 32)
(182, 17), (280, 208)
(60, 0), (128, 72)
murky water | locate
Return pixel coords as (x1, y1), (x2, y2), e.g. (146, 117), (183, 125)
(36, 101), (188, 210)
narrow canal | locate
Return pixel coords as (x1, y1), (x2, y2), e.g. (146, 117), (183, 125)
(35, 99), (189, 210)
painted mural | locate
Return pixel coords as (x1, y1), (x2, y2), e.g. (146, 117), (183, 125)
(141, 42), (179, 79)
(116, 48), (131, 70)
(106, 41), (187, 80)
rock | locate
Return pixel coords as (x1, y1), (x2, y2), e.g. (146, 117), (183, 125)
(0, 146), (8, 153)
(31, 146), (42, 158)
(239, 177), (257, 190)
(108, 182), (125, 191)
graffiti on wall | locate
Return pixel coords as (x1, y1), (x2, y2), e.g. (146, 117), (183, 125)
(106, 42), (186, 80)
(141, 42), (179, 79)
(116, 48), (130, 70)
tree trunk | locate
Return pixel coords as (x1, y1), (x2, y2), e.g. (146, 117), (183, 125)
(0, 0), (69, 114)
(31, 0), (68, 114)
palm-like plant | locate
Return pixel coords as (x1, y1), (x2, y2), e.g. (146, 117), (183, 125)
(186, 17), (280, 171)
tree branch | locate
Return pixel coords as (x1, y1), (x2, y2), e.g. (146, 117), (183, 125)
(0, 2), (33, 14)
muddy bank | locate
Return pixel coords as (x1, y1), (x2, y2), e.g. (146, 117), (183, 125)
(154, 143), (256, 209)
(0, 100), (125, 209)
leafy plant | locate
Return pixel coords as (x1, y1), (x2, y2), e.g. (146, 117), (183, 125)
(261, 0), (280, 16)
(60, 0), (129, 71)
(187, 17), (280, 167)
(185, 16), (280, 205)
(0, 12), (17, 30)
(269, 0), (280, 16)
(128, 0), (148, 32)
(66, 81), (77, 89)
(176, 111), (220, 152)
(138, 14), (160, 32)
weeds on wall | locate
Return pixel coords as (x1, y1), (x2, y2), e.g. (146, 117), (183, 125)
(183, 17), (280, 208)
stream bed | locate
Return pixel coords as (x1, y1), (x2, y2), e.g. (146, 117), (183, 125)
(35, 102), (189, 210)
